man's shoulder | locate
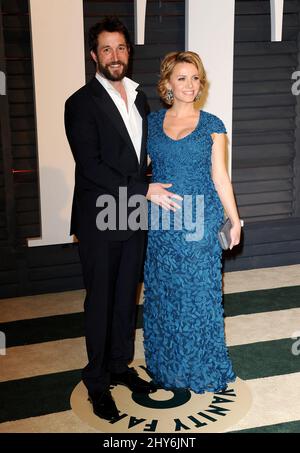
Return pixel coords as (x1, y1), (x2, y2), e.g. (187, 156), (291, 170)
(65, 79), (96, 106)
(136, 86), (148, 103)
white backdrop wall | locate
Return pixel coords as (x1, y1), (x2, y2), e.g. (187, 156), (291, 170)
(28, 0), (85, 246)
(185, 0), (235, 178)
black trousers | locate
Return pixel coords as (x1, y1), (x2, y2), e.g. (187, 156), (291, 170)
(78, 230), (145, 397)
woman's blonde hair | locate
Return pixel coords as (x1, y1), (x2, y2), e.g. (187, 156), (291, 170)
(158, 51), (207, 105)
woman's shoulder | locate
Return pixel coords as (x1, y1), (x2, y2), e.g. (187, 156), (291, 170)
(201, 110), (227, 134)
(148, 109), (165, 121)
(147, 109), (165, 132)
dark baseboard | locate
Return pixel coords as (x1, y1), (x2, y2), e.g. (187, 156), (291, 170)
(223, 217), (300, 272)
(1, 217), (300, 298)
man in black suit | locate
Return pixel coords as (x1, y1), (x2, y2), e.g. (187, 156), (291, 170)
(64, 17), (179, 421)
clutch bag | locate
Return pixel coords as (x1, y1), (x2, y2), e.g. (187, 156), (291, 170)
(218, 217), (232, 250)
(218, 218), (244, 250)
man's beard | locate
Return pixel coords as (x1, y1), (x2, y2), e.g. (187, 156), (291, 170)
(98, 59), (128, 82)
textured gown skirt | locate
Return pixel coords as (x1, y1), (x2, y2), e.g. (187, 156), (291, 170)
(143, 109), (236, 394)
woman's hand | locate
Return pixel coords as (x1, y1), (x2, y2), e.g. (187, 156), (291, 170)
(229, 222), (241, 250)
(146, 183), (183, 211)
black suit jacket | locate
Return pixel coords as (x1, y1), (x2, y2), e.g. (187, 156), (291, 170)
(64, 77), (149, 241)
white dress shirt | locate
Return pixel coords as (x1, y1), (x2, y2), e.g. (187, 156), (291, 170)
(95, 73), (143, 163)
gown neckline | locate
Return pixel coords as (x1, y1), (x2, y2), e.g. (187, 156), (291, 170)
(161, 108), (203, 142)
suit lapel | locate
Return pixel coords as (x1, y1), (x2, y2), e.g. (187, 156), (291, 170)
(135, 90), (147, 168)
(89, 77), (147, 170)
(89, 77), (138, 161)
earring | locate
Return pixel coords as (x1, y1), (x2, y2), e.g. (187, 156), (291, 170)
(166, 89), (174, 103)
(194, 91), (202, 101)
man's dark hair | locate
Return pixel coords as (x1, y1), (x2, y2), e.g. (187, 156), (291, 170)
(88, 16), (132, 53)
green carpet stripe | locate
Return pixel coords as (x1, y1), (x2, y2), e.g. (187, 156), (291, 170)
(0, 369), (81, 423)
(229, 338), (300, 380)
(224, 285), (300, 317)
(139, 284), (300, 322)
(0, 337), (299, 423)
(2, 285), (300, 347)
(0, 308), (139, 347)
(0, 313), (85, 347)
(230, 419), (300, 433)
(1, 308), (141, 347)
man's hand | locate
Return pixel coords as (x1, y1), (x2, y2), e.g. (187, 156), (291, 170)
(146, 183), (183, 211)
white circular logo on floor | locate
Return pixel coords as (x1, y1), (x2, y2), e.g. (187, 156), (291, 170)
(70, 359), (252, 433)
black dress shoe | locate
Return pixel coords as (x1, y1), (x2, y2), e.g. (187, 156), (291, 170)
(111, 367), (157, 394)
(88, 389), (119, 421)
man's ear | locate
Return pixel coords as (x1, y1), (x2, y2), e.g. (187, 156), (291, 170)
(90, 50), (97, 64)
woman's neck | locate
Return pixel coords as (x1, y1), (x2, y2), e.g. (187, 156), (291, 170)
(167, 103), (198, 118)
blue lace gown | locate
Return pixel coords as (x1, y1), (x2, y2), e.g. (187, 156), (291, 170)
(143, 109), (236, 394)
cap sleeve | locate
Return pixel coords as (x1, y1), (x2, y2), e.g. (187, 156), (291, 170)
(210, 114), (227, 135)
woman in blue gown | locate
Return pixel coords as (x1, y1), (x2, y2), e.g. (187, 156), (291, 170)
(143, 51), (241, 394)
